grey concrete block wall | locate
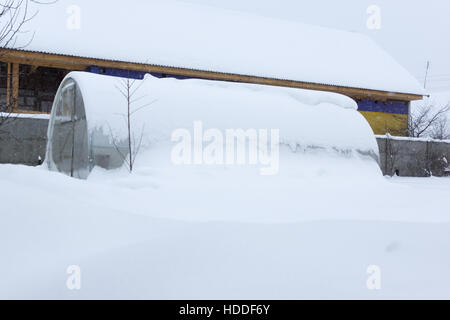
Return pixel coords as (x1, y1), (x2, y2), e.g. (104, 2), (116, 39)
(0, 117), (49, 166)
(377, 135), (450, 177)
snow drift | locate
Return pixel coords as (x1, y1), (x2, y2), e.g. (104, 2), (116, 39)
(46, 72), (380, 179)
(1, 161), (450, 299)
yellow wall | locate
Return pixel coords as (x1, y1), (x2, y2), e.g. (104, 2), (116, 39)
(359, 111), (408, 136)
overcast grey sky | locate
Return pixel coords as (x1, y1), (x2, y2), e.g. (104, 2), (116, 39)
(181, 0), (450, 92)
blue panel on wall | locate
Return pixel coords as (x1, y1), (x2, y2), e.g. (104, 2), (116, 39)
(85, 66), (147, 80)
(357, 99), (409, 115)
(86, 66), (199, 81)
(149, 72), (194, 80)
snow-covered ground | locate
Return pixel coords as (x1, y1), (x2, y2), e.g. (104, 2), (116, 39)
(1, 156), (450, 299)
(1, 73), (448, 300)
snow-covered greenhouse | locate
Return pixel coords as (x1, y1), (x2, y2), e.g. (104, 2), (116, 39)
(46, 72), (380, 179)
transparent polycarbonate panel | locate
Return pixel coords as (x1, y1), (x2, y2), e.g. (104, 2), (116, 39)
(90, 128), (128, 170)
(51, 80), (75, 176)
(72, 83), (89, 179)
(49, 79), (90, 179)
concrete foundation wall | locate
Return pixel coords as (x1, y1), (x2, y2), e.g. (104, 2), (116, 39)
(0, 117), (48, 166)
(1, 118), (450, 177)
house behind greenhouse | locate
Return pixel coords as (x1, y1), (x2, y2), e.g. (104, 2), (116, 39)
(1, 0), (424, 136)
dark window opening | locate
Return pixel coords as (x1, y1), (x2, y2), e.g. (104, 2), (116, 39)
(0, 62), (67, 113)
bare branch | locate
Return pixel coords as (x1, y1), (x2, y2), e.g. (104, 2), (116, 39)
(409, 101), (450, 139)
(0, 0), (56, 127)
(110, 76), (152, 173)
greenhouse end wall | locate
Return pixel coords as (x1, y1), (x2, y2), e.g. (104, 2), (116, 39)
(46, 76), (128, 179)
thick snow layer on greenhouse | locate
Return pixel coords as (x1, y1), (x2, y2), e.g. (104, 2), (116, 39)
(46, 72), (380, 179)
(15, 0), (424, 95)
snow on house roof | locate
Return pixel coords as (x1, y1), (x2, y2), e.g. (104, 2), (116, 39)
(14, 0), (424, 96)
